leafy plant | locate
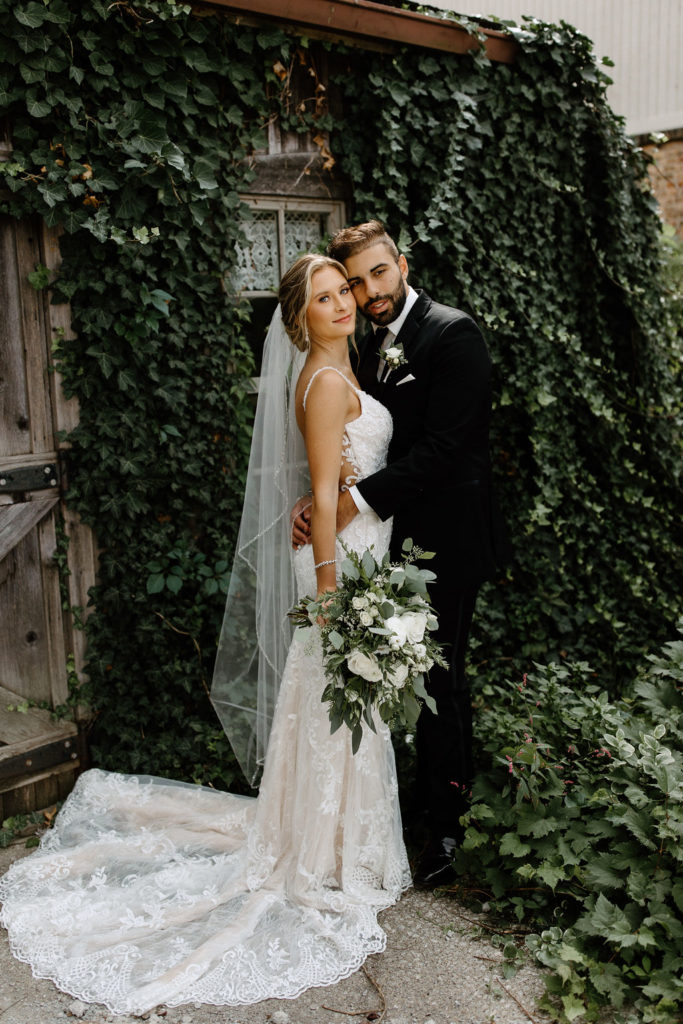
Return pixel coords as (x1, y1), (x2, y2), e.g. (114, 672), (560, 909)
(454, 637), (683, 1022)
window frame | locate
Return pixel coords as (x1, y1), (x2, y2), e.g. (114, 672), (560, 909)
(235, 195), (347, 391)
(235, 194), (346, 298)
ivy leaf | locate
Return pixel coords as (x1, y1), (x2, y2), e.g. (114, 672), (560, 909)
(117, 369), (137, 392)
(27, 264), (50, 290)
(193, 160), (218, 191)
(88, 53), (114, 76)
(25, 94), (51, 118)
(166, 574), (183, 595)
(19, 63), (45, 85)
(149, 289), (173, 315)
(130, 111), (170, 154)
(14, 3), (48, 27)
(161, 142), (187, 172)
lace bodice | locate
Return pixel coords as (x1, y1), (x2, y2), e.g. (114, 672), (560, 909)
(302, 366), (392, 484)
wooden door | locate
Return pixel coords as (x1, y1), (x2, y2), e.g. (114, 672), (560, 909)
(0, 215), (97, 818)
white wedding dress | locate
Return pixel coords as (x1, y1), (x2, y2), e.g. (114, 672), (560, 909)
(0, 374), (411, 1015)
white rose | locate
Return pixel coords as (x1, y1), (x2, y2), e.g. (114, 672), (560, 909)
(387, 661), (410, 689)
(359, 611), (374, 626)
(352, 596), (369, 610)
(385, 346), (401, 361)
(346, 650), (383, 682)
(412, 642), (427, 660)
(384, 615), (409, 649)
(401, 611), (428, 644)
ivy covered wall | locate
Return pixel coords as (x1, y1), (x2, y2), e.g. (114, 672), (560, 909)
(328, 22), (681, 694)
(0, 1), (679, 792)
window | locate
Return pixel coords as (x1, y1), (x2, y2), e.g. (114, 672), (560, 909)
(234, 197), (345, 378)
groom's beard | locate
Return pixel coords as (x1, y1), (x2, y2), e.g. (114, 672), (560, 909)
(362, 278), (408, 326)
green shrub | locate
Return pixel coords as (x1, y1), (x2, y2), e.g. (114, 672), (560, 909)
(456, 636), (683, 1022)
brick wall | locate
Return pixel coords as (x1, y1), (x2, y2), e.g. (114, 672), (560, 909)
(642, 129), (683, 237)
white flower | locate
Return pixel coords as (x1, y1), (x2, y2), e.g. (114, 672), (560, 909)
(346, 650), (383, 682)
(401, 611), (428, 644)
(382, 344), (408, 370)
(352, 596), (369, 610)
(384, 615), (409, 649)
(412, 642), (427, 660)
(359, 611), (374, 627)
(387, 662), (410, 689)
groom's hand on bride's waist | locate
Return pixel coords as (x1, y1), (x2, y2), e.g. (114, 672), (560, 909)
(290, 490), (359, 549)
(291, 495), (312, 549)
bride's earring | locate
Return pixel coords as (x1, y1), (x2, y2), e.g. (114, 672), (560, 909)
(304, 326), (310, 350)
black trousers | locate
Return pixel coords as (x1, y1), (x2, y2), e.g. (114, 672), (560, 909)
(415, 583), (479, 840)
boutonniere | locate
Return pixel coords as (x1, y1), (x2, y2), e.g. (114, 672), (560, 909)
(381, 342), (408, 371)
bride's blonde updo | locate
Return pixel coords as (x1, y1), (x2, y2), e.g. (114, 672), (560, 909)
(279, 254), (349, 352)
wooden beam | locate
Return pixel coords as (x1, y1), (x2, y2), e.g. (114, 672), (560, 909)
(199, 0), (518, 64)
(0, 497), (58, 564)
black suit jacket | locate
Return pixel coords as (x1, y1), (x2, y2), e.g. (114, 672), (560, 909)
(355, 290), (510, 589)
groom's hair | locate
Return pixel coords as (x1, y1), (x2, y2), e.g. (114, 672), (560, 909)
(327, 220), (400, 264)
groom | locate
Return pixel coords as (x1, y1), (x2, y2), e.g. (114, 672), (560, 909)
(295, 221), (510, 886)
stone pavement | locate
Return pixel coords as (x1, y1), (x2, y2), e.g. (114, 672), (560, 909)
(0, 843), (552, 1024)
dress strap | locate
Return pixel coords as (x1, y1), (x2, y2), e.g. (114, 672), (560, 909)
(302, 366), (361, 411)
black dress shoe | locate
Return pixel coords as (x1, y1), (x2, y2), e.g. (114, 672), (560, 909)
(413, 836), (459, 889)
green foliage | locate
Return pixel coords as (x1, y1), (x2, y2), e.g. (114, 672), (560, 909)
(0, 0), (306, 788)
(330, 18), (681, 692)
(455, 637), (683, 1021)
(27, 261), (49, 288)
(0, 811), (47, 849)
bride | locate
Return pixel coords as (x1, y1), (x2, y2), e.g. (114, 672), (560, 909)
(0, 254), (410, 1014)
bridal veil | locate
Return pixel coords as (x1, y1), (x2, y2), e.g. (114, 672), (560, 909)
(210, 306), (309, 785)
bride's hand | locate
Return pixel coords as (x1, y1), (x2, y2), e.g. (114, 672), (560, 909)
(316, 587), (337, 626)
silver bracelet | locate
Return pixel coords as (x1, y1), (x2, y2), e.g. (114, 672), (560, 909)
(314, 559), (336, 569)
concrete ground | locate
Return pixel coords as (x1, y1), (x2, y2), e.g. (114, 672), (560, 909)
(0, 842), (553, 1024)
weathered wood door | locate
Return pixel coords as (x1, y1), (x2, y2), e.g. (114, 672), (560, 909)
(0, 214), (97, 818)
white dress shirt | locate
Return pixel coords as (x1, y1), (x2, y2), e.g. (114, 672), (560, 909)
(349, 286), (418, 515)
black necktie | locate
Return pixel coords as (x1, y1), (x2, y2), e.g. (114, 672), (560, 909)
(374, 327), (390, 382)
(374, 326), (389, 349)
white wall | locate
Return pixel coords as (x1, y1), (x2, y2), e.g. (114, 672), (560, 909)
(425, 0), (683, 136)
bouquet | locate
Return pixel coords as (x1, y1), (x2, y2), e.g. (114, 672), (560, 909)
(290, 539), (447, 753)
